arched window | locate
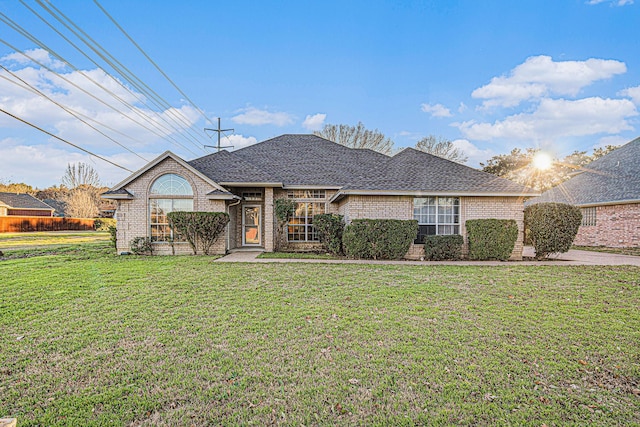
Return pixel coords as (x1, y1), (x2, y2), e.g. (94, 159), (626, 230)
(149, 174), (193, 242)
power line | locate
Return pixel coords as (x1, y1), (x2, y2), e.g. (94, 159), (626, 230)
(0, 64), (149, 162)
(0, 107), (133, 172)
(93, 0), (217, 127)
(0, 37), (200, 157)
(10, 3), (206, 152)
(34, 0), (207, 152)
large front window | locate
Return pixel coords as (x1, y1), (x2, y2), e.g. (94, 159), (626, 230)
(149, 174), (193, 242)
(287, 190), (326, 242)
(414, 197), (460, 243)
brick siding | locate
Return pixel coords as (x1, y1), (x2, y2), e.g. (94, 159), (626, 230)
(114, 157), (226, 255)
(574, 203), (640, 248)
(339, 195), (525, 260)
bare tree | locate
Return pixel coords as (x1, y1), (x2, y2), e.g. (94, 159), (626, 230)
(61, 162), (101, 189)
(60, 162), (102, 218)
(314, 122), (394, 154)
(64, 188), (100, 218)
(414, 136), (468, 164)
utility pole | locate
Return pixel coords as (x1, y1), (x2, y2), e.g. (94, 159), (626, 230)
(204, 118), (234, 151)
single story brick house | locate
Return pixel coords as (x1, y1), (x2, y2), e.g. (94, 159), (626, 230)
(530, 137), (640, 248)
(103, 134), (538, 259)
(0, 192), (55, 217)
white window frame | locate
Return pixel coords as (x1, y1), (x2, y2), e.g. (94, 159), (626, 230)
(414, 197), (460, 243)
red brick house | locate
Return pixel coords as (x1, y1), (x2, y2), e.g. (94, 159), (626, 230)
(103, 134), (538, 258)
(0, 192), (55, 217)
(531, 137), (640, 248)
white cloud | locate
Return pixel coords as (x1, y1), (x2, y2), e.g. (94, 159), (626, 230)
(450, 139), (495, 168)
(0, 139), (150, 188)
(302, 113), (326, 131)
(0, 48), (67, 70)
(618, 85), (640, 104)
(472, 55), (627, 108)
(231, 107), (294, 126)
(224, 134), (258, 150)
(458, 97), (638, 141)
(458, 102), (468, 113)
(586, 0), (633, 5)
(420, 103), (452, 117)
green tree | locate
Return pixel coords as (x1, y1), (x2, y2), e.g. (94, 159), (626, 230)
(480, 145), (620, 191)
(314, 122), (394, 154)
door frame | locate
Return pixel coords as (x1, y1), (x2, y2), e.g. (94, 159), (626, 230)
(242, 204), (262, 246)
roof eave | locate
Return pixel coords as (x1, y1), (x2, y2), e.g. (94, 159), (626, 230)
(101, 194), (134, 200)
(206, 193), (241, 201)
(219, 182), (284, 187)
(330, 189), (540, 203)
(575, 198), (640, 208)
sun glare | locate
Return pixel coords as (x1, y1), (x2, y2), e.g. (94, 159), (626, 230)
(532, 152), (553, 170)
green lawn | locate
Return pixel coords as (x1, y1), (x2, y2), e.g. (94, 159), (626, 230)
(1, 242), (639, 426)
(0, 231), (108, 250)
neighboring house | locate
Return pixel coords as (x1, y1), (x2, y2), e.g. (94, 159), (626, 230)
(530, 137), (640, 248)
(0, 192), (55, 217)
(103, 134), (538, 259)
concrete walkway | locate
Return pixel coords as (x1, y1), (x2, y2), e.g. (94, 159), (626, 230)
(215, 247), (640, 266)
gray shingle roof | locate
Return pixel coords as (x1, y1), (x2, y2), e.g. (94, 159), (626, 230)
(531, 137), (640, 205)
(102, 188), (133, 197)
(188, 150), (276, 183)
(184, 134), (535, 195)
(0, 192), (55, 210)
(343, 148), (537, 194)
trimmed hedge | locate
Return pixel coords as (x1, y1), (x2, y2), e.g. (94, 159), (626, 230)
(313, 214), (344, 255)
(524, 202), (581, 259)
(466, 219), (518, 261)
(343, 219), (418, 260)
(423, 234), (464, 261)
(167, 211), (230, 255)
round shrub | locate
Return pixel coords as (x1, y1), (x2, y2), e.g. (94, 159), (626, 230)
(343, 219), (418, 260)
(524, 202), (582, 259)
(466, 219), (518, 261)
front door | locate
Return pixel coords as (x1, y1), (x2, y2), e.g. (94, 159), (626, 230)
(242, 205), (261, 246)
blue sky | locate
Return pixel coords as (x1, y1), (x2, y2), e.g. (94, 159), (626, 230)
(1, 0), (639, 188)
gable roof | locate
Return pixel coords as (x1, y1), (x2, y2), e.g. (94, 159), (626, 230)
(229, 134), (388, 187)
(186, 134), (535, 196)
(107, 134), (537, 199)
(103, 151), (235, 199)
(337, 148), (536, 196)
(0, 192), (55, 211)
(531, 137), (640, 206)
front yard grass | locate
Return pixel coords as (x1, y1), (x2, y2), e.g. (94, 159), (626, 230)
(1, 242), (639, 426)
(0, 231), (108, 250)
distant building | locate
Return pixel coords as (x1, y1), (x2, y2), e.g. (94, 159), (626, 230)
(530, 138), (640, 248)
(0, 192), (55, 217)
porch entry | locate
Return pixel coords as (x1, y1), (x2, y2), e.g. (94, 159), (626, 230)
(242, 205), (261, 246)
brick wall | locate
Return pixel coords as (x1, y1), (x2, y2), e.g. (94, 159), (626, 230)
(115, 157), (226, 255)
(339, 194), (525, 260)
(574, 203), (640, 248)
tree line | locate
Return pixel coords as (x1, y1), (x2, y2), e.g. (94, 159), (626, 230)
(316, 122), (618, 191)
(0, 162), (114, 218)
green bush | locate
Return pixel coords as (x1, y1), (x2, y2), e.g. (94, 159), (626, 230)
(130, 237), (153, 255)
(466, 219), (518, 261)
(343, 219), (418, 260)
(423, 234), (464, 261)
(107, 225), (117, 249)
(525, 203), (582, 259)
(167, 211), (230, 255)
(313, 214), (344, 255)
(94, 218), (117, 231)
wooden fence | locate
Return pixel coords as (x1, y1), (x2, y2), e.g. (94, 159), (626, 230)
(0, 216), (95, 232)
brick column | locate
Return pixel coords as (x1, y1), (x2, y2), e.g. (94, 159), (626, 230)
(264, 187), (274, 251)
